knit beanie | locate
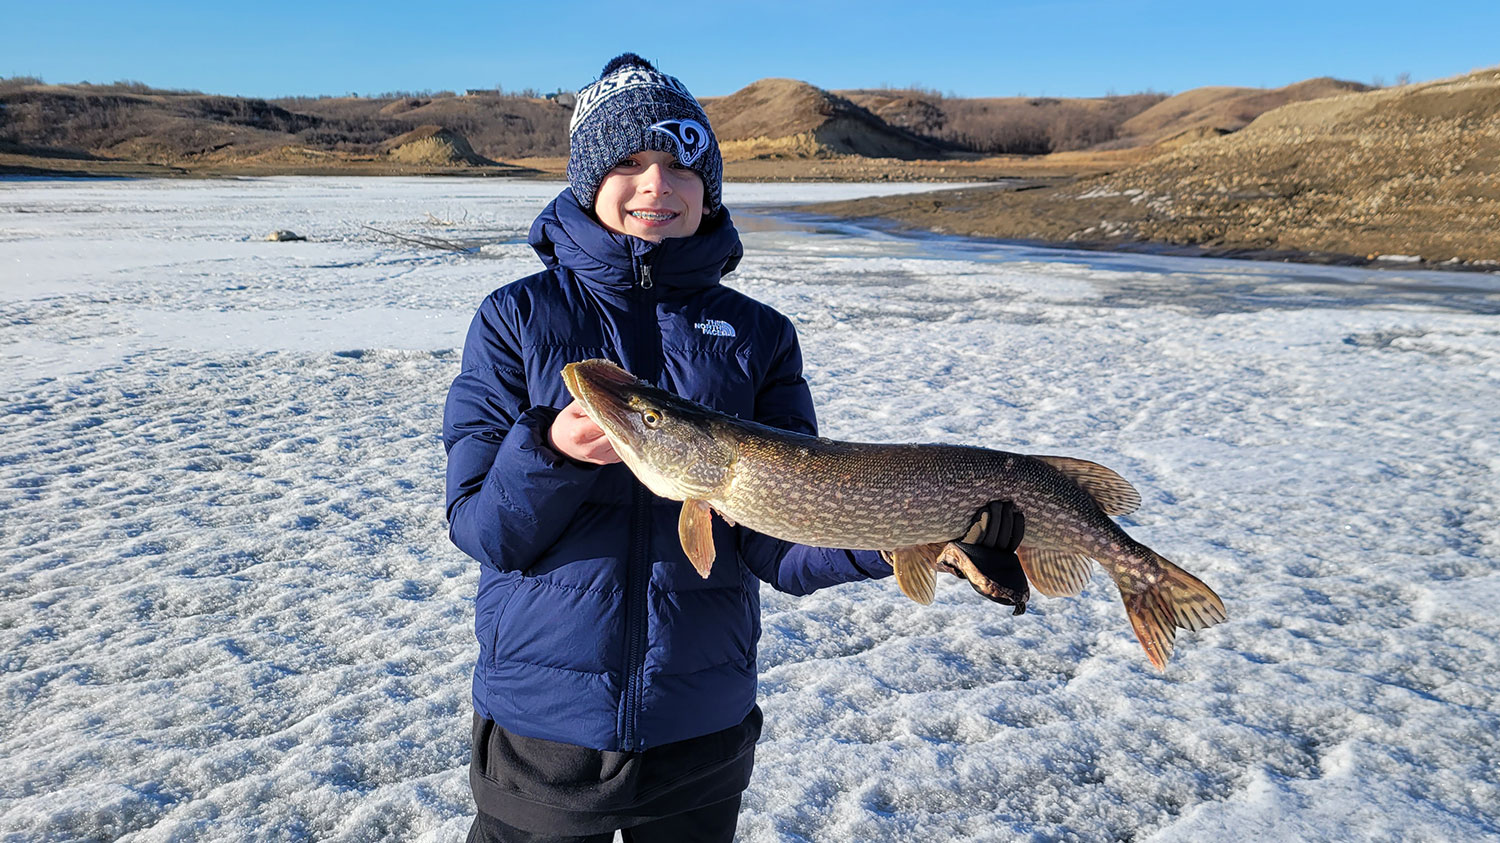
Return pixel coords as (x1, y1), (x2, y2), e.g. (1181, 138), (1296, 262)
(567, 53), (724, 216)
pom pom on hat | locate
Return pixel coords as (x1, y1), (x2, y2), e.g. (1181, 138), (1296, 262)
(600, 53), (655, 76)
(567, 54), (723, 216)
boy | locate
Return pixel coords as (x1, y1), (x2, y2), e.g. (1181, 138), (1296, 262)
(443, 54), (1026, 843)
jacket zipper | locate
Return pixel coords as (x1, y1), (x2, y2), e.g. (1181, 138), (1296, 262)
(621, 254), (658, 750)
(622, 485), (650, 750)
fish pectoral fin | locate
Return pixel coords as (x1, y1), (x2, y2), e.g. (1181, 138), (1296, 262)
(1016, 547), (1095, 597)
(678, 500), (717, 579)
(882, 545), (941, 605)
(1035, 456), (1142, 516)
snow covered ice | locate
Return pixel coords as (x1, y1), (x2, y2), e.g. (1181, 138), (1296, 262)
(2, 177), (1498, 842)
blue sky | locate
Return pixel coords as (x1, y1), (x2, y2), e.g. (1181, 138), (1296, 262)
(3, 0), (1496, 99)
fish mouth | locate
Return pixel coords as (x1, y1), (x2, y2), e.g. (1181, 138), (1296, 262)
(562, 359), (642, 437)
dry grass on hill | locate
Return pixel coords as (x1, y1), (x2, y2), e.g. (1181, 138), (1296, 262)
(2, 74), (1368, 176)
(804, 68), (1500, 266)
(0, 80), (569, 169)
(841, 89), (1165, 155)
(274, 93), (570, 159)
(701, 79), (945, 160)
(378, 125), (495, 166)
(9, 71), (1492, 267)
(0, 84), (315, 162)
(1066, 68), (1500, 262)
(1117, 77), (1371, 146)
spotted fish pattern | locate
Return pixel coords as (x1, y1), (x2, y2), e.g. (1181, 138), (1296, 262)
(563, 359), (1227, 670)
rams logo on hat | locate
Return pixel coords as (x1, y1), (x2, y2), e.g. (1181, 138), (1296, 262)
(648, 119), (712, 167)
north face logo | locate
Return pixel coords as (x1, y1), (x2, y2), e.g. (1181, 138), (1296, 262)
(695, 319), (735, 337)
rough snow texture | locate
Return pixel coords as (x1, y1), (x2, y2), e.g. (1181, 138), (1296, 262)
(2, 177), (1497, 842)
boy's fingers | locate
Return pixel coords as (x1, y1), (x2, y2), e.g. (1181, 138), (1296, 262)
(565, 404), (605, 436)
(550, 400), (619, 463)
(581, 439), (621, 464)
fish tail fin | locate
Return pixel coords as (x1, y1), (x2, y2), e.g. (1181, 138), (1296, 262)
(1121, 554), (1227, 671)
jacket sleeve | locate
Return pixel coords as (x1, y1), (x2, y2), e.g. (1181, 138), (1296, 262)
(443, 292), (601, 572)
(736, 316), (893, 595)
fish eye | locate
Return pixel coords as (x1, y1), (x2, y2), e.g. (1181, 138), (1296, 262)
(642, 410), (661, 428)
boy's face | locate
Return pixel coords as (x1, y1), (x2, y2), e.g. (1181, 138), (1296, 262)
(593, 149), (705, 242)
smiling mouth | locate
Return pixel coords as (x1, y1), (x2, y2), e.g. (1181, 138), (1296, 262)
(629, 210), (679, 222)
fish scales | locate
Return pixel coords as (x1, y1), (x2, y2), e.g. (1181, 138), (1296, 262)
(561, 359), (1228, 670)
(723, 430), (1114, 555)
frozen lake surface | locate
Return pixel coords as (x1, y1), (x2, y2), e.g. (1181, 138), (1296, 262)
(2, 177), (1498, 842)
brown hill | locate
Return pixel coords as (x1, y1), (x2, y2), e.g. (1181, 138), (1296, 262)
(840, 89), (1166, 155)
(379, 124), (493, 165)
(1116, 86), (1256, 137)
(832, 78), (1366, 156)
(701, 78), (945, 160)
(1069, 68), (1500, 261)
(0, 83), (316, 162)
(0, 75), (1354, 172)
(278, 93), (570, 159)
(0, 80), (565, 168)
(802, 68), (1500, 266)
(840, 91), (948, 135)
(379, 97), (429, 116)
(1118, 77), (1371, 146)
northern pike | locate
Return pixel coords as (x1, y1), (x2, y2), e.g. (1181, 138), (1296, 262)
(561, 359), (1226, 670)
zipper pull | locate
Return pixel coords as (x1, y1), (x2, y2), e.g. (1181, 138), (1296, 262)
(640, 264), (654, 290)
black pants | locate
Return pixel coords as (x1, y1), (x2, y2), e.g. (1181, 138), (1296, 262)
(466, 795), (742, 843)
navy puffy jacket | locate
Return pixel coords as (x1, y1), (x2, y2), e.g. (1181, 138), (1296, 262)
(443, 190), (891, 752)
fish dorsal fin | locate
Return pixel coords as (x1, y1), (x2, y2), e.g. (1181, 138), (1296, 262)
(1017, 547), (1095, 597)
(881, 545), (941, 605)
(1035, 456), (1142, 516)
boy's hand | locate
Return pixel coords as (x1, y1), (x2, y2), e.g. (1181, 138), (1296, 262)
(549, 401), (622, 465)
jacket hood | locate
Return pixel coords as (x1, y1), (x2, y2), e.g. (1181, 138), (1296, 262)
(528, 188), (743, 293)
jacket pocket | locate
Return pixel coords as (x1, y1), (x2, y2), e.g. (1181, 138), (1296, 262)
(481, 578), (521, 669)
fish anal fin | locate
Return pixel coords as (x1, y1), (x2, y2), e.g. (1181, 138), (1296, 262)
(1016, 547), (1095, 597)
(1036, 456), (1142, 516)
(678, 499), (716, 578)
(882, 545), (942, 605)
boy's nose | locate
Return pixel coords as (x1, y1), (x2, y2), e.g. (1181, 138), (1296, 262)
(639, 163), (673, 195)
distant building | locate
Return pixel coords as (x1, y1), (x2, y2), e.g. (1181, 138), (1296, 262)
(463, 89), (501, 97)
(546, 92), (577, 108)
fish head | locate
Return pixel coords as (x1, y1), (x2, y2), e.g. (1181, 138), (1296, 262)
(562, 359), (736, 501)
